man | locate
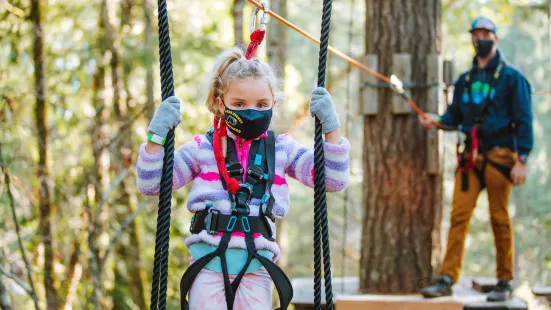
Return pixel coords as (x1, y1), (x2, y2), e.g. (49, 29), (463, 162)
(419, 16), (533, 302)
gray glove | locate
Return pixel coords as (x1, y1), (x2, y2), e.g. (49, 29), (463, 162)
(148, 96), (182, 138)
(309, 87), (340, 134)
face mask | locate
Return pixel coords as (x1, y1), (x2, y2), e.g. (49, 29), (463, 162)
(474, 39), (494, 58)
(224, 107), (272, 140)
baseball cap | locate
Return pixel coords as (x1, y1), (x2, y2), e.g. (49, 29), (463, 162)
(469, 16), (497, 34)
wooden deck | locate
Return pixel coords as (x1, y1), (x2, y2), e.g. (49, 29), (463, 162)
(291, 277), (528, 310)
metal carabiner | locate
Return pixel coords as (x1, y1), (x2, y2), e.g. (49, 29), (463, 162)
(389, 74), (405, 95)
(250, 2), (269, 33)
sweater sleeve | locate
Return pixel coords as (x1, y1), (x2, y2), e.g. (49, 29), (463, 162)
(510, 73), (533, 156)
(280, 134), (350, 192)
(136, 137), (201, 195)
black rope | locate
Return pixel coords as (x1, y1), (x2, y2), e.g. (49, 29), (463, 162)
(313, 0), (334, 309)
(150, 0), (175, 308)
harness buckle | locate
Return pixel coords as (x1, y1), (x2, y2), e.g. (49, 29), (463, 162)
(205, 209), (220, 234)
(247, 165), (265, 180)
(233, 183), (253, 214)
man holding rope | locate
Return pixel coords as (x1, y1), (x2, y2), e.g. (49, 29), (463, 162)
(419, 16), (533, 302)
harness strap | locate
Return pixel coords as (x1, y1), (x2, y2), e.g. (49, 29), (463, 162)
(180, 232), (293, 309)
(457, 61), (506, 191)
(190, 210), (272, 236)
(263, 131), (277, 221)
(459, 151), (513, 192)
(180, 233), (232, 310)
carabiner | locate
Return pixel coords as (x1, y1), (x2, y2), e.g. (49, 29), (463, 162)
(250, 2), (269, 33)
(389, 74), (405, 95)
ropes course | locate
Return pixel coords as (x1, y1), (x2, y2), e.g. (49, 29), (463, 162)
(147, 1), (549, 310)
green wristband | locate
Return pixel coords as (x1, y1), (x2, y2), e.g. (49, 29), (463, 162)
(148, 133), (166, 146)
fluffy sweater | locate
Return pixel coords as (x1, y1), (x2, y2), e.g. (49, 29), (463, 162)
(136, 130), (350, 261)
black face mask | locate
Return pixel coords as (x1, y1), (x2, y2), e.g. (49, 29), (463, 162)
(474, 39), (494, 58)
(224, 107), (272, 140)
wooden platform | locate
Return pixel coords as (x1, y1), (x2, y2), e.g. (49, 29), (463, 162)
(531, 286), (551, 303)
(291, 277), (528, 310)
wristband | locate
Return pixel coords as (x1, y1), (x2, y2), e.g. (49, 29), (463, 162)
(148, 133), (166, 146)
(518, 153), (528, 165)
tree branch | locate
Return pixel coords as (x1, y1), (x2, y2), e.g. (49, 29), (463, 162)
(96, 105), (148, 152)
(61, 241), (82, 310)
(0, 265), (37, 305)
(0, 249), (11, 310)
(100, 200), (148, 269)
(94, 169), (130, 224)
(0, 144), (40, 310)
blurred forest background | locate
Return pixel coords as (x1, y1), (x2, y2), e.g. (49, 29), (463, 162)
(0, 0), (550, 309)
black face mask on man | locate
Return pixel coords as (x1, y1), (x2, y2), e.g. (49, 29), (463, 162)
(474, 39), (494, 58)
(224, 107), (272, 140)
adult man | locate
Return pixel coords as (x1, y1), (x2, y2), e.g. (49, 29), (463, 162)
(419, 16), (533, 302)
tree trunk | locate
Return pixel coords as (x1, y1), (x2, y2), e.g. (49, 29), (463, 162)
(88, 1), (109, 307)
(109, 1), (148, 307)
(548, 0), (550, 202)
(232, 0), (244, 46)
(360, 0), (442, 293)
(31, 0), (60, 307)
(144, 0), (155, 120)
(266, 0), (289, 269)
(0, 251), (10, 310)
(267, 0), (288, 133)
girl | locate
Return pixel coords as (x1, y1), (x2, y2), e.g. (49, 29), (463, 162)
(137, 47), (350, 310)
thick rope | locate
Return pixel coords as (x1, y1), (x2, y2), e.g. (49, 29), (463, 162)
(313, 0), (334, 309)
(150, 0), (175, 308)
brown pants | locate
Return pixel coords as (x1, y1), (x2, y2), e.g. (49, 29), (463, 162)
(441, 148), (517, 283)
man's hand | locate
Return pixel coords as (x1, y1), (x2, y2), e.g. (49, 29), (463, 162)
(510, 161), (527, 186)
(418, 113), (440, 129)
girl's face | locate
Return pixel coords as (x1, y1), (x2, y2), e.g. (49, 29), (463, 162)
(216, 77), (276, 114)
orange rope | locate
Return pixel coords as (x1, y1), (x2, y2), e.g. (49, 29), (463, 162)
(246, 0), (427, 119)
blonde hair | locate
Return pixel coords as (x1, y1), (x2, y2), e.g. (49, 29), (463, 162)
(206, 47), (283, 119)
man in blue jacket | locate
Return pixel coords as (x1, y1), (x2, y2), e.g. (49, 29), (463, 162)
(419, 16), (533, 301)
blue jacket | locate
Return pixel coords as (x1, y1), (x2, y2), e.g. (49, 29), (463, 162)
(440, 50), (533, 157)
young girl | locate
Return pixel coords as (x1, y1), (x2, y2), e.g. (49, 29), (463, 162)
(137, 47), (350, 310)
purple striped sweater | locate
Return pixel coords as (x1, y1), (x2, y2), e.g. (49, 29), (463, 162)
(136, 131), (350, 261)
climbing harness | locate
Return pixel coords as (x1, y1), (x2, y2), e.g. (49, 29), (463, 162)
(456, 61), (517, 191)
(179, 122), (293, 310)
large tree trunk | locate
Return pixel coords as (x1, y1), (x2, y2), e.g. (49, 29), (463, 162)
(31, 0), (60, 308)
(232, 0), (244, 45)
(359, 0), (442, 293)
(266, 0), (289, 269)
